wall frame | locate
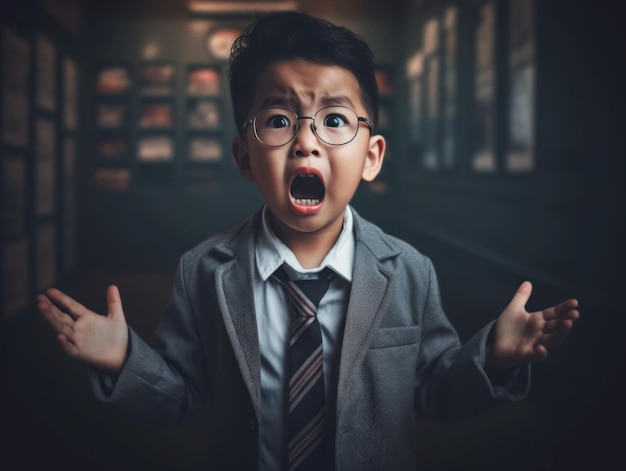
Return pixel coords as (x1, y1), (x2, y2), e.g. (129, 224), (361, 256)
(506, 0), (535, 173)
(2, 28), (30, 148)
(139, 62), (175, 96)
(471, 0), (497, 173)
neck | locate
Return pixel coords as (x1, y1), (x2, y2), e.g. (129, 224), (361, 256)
(268, 212), (345, 269)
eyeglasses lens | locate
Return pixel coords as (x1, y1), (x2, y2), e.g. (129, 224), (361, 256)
(253, 106), (360, 146)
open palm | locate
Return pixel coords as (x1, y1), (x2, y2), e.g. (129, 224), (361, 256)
(488, 281), (579, 371)
(37, 285), (129, 373)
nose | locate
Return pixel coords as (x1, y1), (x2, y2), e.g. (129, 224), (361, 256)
(293, 116), (320, 157)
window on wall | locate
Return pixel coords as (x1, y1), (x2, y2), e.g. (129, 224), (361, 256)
(472, 0), (497, 173)
(471, 0), (537, 175)
(422, 18), (441, 171)
(404, 0), (536, 177)
(406, 50), (424, 166)
(506, 0), (535, 173)
(404, 5), (460, 173)
(1, 16), (80, 319)
(442, 6), (459, 171)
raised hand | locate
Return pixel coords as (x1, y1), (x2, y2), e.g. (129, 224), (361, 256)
(487, 281), (579, 371)
(37, 285), (129, 373)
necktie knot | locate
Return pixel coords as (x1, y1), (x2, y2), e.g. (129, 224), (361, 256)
(273, 267), (333, 316)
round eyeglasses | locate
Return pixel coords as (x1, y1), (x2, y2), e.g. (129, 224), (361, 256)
(243, 105), (373, 147)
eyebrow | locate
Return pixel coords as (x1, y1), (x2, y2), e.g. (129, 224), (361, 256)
(258, 94), (356, 111)
(258, 96), (293, 109)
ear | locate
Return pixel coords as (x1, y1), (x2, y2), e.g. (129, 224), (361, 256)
(361, 134), (386, 182)
(232, 138), (255, 182)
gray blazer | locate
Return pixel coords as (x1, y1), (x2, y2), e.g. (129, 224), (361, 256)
(92, 208), (529, 470)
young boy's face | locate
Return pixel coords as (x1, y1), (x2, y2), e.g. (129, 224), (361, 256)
(232, 60), (385, 247)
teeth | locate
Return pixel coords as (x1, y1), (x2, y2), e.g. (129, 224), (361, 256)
(293, 174), (322, 206)
(294, 198), (320, 206)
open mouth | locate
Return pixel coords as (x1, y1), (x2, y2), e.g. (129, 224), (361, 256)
(290, 173), (325, 207)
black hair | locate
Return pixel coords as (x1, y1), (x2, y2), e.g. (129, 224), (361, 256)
(228, 11), (379, 136)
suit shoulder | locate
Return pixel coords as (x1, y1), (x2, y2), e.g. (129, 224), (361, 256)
(356, 215), (431, 266)
(178, 213), (257, 267)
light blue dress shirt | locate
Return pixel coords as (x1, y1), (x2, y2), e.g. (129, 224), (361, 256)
(254, 205), (355, 471)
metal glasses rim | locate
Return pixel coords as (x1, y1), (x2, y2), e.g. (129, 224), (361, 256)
(242, 105), (373, 147)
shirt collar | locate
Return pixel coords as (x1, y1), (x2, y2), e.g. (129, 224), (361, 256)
(256, 205), (354, 282)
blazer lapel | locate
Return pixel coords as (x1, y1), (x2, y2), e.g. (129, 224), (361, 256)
(213, 213), (262, 416)
(336, 211), (398, 412)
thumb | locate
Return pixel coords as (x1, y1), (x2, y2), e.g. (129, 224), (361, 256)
(507, 281), (533, 311)
(106, 285), (126, 321)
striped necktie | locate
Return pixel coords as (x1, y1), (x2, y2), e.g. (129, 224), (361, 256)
(273, 267), (333, 471)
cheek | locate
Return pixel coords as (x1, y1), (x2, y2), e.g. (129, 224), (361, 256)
(250, 158), (286, 195)
(249, 151), (280, 178)
(328, 157), (366, 196)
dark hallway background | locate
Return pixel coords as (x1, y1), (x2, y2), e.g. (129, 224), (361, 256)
(2, 0), (625, 469)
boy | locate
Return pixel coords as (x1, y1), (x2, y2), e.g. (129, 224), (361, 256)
(37, 11), (579, 471)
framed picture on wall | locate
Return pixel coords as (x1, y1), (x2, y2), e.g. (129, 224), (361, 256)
(188, 135), (223, 162)
(187, 66), (220, 96)
(2, 239), (30, 319)
(63, 57), (78, 131)
(35, 118), (56, 216)
(138, 102), (174, 128)
(139, 63), (175, 96)
(186, 165), (221, 192)
(374, 66), (394, 97)
(95, 102), (129, 128)
(36, 34), (56, 112)
(95, 137), (129, 160)
(441, 6), (459, 171)
(506, 0), (535, 173)
(94, 168), (131, 191)
(378, 102), (391, 129)
(96, 65), (131, 94)
(35, 222), (57, 292)
(206, 28), (240, 61)
(2, 155), (27, 239)
(138, 135), (174, 161)
(422, 18), (440, 171)
(2, 28), (30, 148)
(472, 0), (497, 173)
(374, 65), (394, 135)
(39, 0), (80, 35)
(405, 50), (424, 162)
(63, 137), (76, 271)
(187, 99), (221, 130)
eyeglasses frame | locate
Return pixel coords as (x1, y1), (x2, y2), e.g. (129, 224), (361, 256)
(242, 105), (373, 147)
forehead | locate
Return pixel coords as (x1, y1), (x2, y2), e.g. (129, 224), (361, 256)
(250, 60), (365, 113)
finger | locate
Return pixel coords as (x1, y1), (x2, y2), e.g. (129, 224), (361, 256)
(507, 281), (533, 311)
(45, 288), (89, 320)
(554, 298), (579, 317)
(517, 342), (548, 365)
(532, 344), (548, 361)
(106, 285), (125, 321)
(538, 319), (574, 350)
(57, 334), (79, 357)
(550, 309), (579, 332)
(541, 299), (580, 321)
(37, 295), (74, 333)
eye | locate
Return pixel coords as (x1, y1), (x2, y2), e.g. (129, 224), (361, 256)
(323, 113), (348, 128)
(265, 114), (291, 129)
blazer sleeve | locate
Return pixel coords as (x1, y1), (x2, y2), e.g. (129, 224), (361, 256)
(413, 257), (530, 422)
(90, 254), (209, 426)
